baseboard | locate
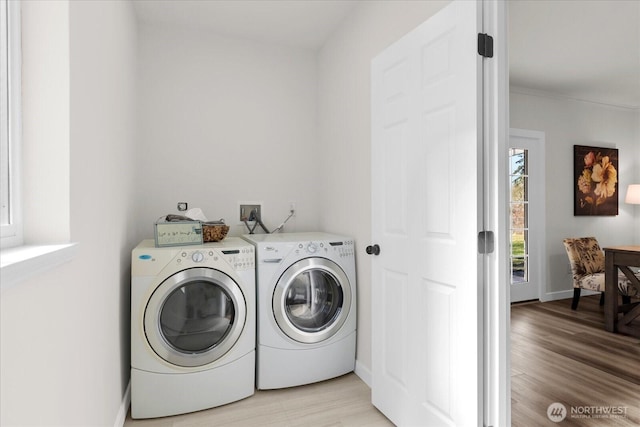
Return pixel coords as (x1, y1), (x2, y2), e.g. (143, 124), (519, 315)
(354, 360), (372, 388)
(541, 288), (599, 303)
(114, 380), (131, 427)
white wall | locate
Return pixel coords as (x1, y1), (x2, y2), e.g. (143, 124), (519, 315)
(134, 24), (321, 242)
(20, 0), (70, 244)
(317, 0), (449, 382)
(510, 88), (640, 298)
(636, 115), (640, 243)
(0, 1), (138, 425)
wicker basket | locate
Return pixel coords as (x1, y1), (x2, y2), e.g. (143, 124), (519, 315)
(202, 223), (230, 242)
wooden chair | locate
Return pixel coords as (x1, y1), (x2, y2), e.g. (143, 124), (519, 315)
(562, 237), (638, 310)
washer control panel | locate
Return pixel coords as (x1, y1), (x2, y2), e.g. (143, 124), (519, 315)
(175, 246), (255, 270)
(191, 251), (205, 263)
(221, 247), (255, 271)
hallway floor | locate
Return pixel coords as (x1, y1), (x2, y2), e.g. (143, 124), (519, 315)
(511, 295), (640, 426)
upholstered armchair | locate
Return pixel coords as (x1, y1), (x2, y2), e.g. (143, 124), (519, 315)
(562, 237), (639, 310)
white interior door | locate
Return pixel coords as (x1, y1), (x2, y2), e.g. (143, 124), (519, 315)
(371, 1), (486, 425)
(509, 128), (545, 303)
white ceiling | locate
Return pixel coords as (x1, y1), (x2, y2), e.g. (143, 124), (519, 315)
(132, 0), (640, 109)
(509, 0), (640, 109)
(132, 0), (357, 50)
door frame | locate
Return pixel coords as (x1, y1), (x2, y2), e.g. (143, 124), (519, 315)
(482, 1), (510, 426)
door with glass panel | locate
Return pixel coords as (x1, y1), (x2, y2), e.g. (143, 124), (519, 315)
(509, 129), (545, 303)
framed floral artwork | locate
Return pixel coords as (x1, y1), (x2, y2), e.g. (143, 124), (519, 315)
(574, 145), (619, 216)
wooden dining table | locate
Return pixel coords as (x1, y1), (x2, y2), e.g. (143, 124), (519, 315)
(604, 245), (640, 338)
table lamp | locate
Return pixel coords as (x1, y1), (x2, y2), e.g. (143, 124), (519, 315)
(625, 184), (640, 204)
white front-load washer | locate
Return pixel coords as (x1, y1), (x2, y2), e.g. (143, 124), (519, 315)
(130, 238), (255, 419)
(243, 232), (356, 390)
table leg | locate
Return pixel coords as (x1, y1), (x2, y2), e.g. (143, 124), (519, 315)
(604, 252), (617, 332)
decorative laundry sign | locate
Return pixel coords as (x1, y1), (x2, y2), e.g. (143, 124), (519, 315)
(154, 221), (203, 247)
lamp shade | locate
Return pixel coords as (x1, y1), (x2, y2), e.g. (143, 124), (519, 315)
(625, 184), (640, 204)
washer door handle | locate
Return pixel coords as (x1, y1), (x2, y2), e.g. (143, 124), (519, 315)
(366, 244), (380, 256)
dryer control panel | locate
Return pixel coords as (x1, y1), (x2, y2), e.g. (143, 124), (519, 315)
(329, 240), (355, 258)
(294, 240), (355, 258)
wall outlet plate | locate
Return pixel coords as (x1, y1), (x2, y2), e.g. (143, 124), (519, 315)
(177, 202), (188, 211)
(239, 204), (261, 222)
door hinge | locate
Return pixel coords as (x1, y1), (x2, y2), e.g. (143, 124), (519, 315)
(478, 231), (495, 254)
(478, 33), (494, 58)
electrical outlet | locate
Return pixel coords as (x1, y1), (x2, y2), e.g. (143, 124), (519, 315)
(177, 202), (188, 211)
(289, 202), (296, 215)
(240, 204), (261, 222)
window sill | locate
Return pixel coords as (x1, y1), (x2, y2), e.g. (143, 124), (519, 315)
(0, 242), (78, 291)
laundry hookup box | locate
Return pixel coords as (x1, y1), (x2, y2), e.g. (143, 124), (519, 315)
(154, 220), (203, 247)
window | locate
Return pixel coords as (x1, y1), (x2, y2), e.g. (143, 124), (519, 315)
(509, 147), (528, 284)
(1, 0), (77, 289)
(1, 0), (22, 249)
(509, 128), (545, 303)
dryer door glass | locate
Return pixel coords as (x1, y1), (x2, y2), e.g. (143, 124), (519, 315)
(285, 270), (343, 332)
(160, 281), (234, 352)
(145, 268), (246, 367)
(274, 258), (352, 344)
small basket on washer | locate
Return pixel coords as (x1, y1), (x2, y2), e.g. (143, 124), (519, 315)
(202, 220), (229, 242)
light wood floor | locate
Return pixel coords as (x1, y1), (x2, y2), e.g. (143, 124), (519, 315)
(511, 295), (640, 426)
(124, 372), (393, 427)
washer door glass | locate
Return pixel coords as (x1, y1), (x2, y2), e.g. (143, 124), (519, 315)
(160, 282), (234, 352)
(145, 267), (246, 367)
(273, 258), (351, 344)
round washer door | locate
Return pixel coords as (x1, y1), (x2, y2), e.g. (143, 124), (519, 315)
(144, 267), (246, 367)
(273, 258), (351, 344)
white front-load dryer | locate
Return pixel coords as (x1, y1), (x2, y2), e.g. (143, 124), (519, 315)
(243, 232), (356, 390)
(130, 238), (255, 419)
